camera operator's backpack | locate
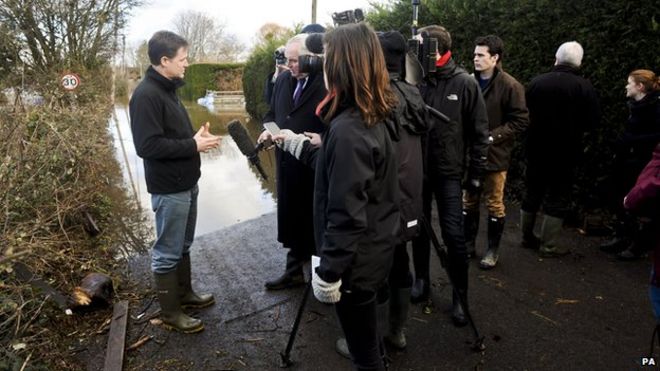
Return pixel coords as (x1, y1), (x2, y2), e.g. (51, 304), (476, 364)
(385, 76), (429, 242)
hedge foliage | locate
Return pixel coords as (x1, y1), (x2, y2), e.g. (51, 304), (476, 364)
(242, 34), (295, 120)
(179, 63), (245, 101)
(367, 0), (660, 212)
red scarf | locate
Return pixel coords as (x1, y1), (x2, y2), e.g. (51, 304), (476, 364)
(315, 91), (337, 118)
(435, 50), (452, 67)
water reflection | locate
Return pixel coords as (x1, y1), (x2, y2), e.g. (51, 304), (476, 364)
(110, 100), (277, 236)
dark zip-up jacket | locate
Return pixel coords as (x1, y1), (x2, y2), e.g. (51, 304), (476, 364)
(129, 66), (200, 194)
(310, 107), (400, 292)
(420, 59), (490, 180)
(474, 66), (529, 171)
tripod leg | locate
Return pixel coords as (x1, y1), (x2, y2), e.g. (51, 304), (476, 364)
(280, 282), (312, 367)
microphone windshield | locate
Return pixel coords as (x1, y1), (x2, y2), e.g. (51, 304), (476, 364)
(305, 33), (324, 55)
(227, 119), (257, 157)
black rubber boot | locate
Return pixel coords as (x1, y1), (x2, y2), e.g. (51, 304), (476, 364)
(449, 264), (468, 327)
(600, 216), (635, 253)
(520, 209), (540, 249)
(154, 271), (204, 333)
(480, 216), (505, 269)
(411, 233), (430, 303)
(336, 297), (389, 359)
(463, 209), (480, 259)
(385, 287), (411, 349)
(178, 254), (215, 309)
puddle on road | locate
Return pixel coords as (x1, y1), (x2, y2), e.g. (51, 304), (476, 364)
(110, 100), (277, 236)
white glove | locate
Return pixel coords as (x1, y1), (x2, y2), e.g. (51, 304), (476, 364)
(312, 269), (342, 303)
(276, 129), (309, 159)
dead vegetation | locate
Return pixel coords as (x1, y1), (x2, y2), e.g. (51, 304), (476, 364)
(0, 67), (151, 369)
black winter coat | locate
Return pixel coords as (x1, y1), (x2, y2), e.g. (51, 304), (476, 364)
(474, 67), (529, 171)
(616, 90), (660, 169)
(525, 64), (600, 173)
(309, 107), (400, 292)
(129, 66), (200, 194)
(263, 70), (327, 249)
(420, 59), (490, 180)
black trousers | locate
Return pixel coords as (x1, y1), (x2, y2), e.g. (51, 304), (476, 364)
(522, 163), (574, 219)
(412, 177), (469, 291)
(335, 290), (385, 371)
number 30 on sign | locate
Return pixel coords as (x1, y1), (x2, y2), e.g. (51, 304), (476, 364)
(61, 73), (81, 91)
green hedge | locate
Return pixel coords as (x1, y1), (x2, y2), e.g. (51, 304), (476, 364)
(367, 0), (660, 213)
(242, 36), (293, 120)
(179, 63), (245, 101)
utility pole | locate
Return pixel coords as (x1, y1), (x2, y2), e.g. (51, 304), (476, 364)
(311, 0), (317, 24)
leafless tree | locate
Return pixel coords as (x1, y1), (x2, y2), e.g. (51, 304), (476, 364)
(172, 10), (244, 63)
(0, 0), (140, 72)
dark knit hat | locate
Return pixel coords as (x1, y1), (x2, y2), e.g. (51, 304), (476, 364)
(377, 31), (407, 74)
(301, 23), (326, 34)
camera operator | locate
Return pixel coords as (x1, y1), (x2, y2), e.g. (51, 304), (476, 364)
(411, 25), (490, 327)
(263, 46), (287, 105)
(258, 31), (327, 290)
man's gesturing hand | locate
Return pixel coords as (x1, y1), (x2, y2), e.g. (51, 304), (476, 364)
(194, 122), (221, 152)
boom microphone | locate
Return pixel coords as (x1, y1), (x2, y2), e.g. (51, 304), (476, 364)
(305, 33), (324, 55)
(227, 119), (268, 181)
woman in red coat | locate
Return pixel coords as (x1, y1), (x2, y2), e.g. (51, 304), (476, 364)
(623, 143), (660, 321)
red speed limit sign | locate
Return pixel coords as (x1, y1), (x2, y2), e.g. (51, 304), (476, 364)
(60, 73), (81, 91)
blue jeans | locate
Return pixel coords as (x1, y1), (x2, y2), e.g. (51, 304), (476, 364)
(150, 185), (198, 274)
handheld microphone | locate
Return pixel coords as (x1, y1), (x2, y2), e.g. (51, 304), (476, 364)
(227, 119), (269, 181)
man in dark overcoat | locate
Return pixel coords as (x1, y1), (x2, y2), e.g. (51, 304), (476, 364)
(259, 33), (327, 289)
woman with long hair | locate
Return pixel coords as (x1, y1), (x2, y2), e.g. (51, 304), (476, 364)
(601, 69), (660, 259)
(275, 22), (400, 370)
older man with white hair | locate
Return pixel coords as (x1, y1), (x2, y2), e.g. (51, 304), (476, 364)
(520, 41), (600, 257)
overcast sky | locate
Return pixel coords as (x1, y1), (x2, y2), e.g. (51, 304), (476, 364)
(126, 0), (377, 47)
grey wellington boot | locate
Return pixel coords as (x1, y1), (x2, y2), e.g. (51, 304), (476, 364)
(178, 254), (215, 309)
(154, 270), (204, 333)
(539, 215), (569, 258)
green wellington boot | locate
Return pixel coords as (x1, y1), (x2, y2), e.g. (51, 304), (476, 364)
(154, 270), (204, 333)
(520, 210), (541, 249)
(178, 254), (215, 309)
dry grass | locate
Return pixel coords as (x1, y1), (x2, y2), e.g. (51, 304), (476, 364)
(0, 67), (151, 369)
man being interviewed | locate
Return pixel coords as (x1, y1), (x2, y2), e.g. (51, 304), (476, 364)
(129, 30), (220, 333)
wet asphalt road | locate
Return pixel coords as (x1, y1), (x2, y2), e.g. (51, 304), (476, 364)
(78, 206), (654, 370)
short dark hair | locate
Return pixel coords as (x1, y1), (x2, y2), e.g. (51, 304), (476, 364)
(475, 35), (504, 63)
(418, 25), (451, 54)
(148, 31), (189, 66)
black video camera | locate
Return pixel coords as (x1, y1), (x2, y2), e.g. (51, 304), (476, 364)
(299, 54), (323, 74)
(299, 33), (324, 74)
(332, 8), (365, 27)
(274, 47), (287, 66)
(406, 0), (438, 78)
(408, 34), (438, 76)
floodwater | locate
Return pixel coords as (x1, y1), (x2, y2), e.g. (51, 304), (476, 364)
(109, 99), (277, 236)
